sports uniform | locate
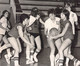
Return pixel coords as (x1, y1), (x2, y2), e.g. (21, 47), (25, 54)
(60, 19), (74, 40)
(8, 23), (23, 38)
(27, 16), (40, 38)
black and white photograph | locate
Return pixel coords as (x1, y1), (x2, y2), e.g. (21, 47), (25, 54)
(0, 0), (80, 66)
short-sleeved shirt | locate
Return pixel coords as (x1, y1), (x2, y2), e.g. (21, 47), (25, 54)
(44, 17), (60, 35)
(69, 11), (78, 35)
(60, 19), (74, 40)
(0, 17), (7, 35)
(8, 23), (23, 38)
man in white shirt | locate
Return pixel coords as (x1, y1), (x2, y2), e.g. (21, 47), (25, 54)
(65, 3), (78, 35)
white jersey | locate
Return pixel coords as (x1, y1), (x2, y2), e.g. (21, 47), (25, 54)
(44, 17), (60, 35)
(0, 17), (7, 35)
(69, 11), (78, 35)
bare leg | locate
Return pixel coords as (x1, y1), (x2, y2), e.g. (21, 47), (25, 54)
(55, 38), (62, 65)
(34, 36), (41, 62)
(47, 38), (55, 66)
(24, 34), (31, 64)
(29, 35), (35, 63)
(65, 46), (71, 66)
(3, 36), (12, 58)
(8, 37), (20, 66)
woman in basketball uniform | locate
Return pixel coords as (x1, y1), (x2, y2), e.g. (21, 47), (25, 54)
(50, 9), (80, 66)
(0, 14), (32, 66)
(26, 7), (44, 63)
(64, 3), (78, 66)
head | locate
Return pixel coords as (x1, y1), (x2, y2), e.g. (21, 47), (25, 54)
(20, 14), (29, 26)
(49, 28), (59, 37)
(65, 3), (71, 12)
(55, 7), (62, 18)
(48, 8), (56, 20)
(60, 9), (70, 20)
(31, 7), (40, 17)
(1, 10), (10, 19)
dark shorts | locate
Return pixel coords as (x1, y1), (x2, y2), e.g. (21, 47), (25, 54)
(30, 33), (40, 38)
(5, 32), (11, 38)
(63, 35), (74, 41)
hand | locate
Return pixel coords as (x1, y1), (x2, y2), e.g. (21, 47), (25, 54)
(29, 43), (34, 49)
(50, 36), (58, 40)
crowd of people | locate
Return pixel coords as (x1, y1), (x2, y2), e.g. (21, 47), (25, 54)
(0, 2), (80, 66)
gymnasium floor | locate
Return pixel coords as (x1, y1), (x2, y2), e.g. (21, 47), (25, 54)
(0, 47), (80, 66)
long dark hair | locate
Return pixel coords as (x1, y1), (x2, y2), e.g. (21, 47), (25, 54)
(0, 10), (10, 20)
(62, 9), (70, 20)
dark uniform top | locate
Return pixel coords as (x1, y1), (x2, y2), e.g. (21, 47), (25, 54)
(8, 23), (23, 38)
(60, 19), (74, 40)
(27, 19), (40, 34)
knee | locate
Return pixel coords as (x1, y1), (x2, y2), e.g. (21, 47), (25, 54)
(19, 48), (22, 53)
(6, 44), (12, 48)
(64, 52), (68, 57)
(64, 51), (71, 57)
(59, 49), (63, 54)
(15, 48), (20, 53)
(35, 48), (41, 53)
(50, 52), (55, 58)
(50, 48), (55, 53)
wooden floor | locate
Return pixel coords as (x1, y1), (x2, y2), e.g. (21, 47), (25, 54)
(0, 48), (80, 66)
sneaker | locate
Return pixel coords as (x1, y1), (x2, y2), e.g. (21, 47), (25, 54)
(26, 59), (34, 64)
(4, 54), (10, 64)
(33, 55), (38, 63)
(74, 60), (80, 66)
(57, 59), (64, 66)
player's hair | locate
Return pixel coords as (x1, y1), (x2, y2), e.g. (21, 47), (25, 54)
(62, 9), (70, 20)
(20, 14), (29, 23)
(48, 8), (56, 16)
(0, 10), (10, 20)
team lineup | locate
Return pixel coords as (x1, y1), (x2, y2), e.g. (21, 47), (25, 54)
(0, 2), (80, 66)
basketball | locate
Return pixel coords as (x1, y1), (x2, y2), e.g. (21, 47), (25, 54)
(49, 28), (59, 37)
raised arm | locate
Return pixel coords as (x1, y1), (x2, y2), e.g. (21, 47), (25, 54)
(39, 18), (45, 25)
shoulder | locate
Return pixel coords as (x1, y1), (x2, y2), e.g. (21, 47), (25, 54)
(70, 11), (77, 17)
(45, 18), (50, 24)
(0, 17), (7, 22)
(55, 17), (60, 21)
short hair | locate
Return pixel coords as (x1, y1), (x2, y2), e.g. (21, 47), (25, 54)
(31, 7), (39, 17)
(65, 2), (72, 8)
(48, 8), (56, 16)
(62, 9), (70, 20)
(20, 14), (29, 23)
